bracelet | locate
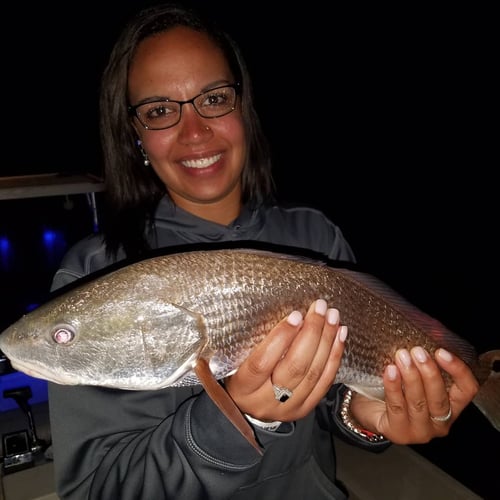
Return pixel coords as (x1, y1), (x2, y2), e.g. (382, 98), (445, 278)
(340, 389), (386, 443)
(244, 414), (282, 432)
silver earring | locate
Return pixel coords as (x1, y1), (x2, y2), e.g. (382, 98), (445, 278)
(136, 139), (150, 166)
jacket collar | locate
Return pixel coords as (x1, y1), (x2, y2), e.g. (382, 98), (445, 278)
(153, 196), (265, 240)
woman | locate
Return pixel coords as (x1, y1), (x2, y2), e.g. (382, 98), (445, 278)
(48, 3), (479, 499)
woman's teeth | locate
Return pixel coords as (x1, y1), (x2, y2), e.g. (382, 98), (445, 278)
(182, 154), (222, 169)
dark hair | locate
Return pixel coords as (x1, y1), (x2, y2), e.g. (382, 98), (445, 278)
(99, 2), (274, 259)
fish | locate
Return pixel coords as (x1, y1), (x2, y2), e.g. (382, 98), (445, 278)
(0, 247), (499, 454)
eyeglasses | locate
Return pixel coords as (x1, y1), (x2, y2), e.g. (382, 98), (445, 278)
(128, 83), (240, 130)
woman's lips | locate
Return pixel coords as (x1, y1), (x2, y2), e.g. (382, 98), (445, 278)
(181, 153), (222, 169)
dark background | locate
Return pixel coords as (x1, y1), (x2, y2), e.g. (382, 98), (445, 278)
(1, 1), (498, 498)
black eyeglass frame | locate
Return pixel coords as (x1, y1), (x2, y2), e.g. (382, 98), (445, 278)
(128, 82), (241, 130)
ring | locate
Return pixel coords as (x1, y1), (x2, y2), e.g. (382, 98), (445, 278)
(272, 384), (293, 403)
(430, 407), (452, 423)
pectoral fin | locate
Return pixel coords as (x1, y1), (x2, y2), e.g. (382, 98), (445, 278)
(194, 357), (263, 455)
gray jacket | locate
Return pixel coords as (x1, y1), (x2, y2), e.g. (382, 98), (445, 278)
(48, 198), (389, 500)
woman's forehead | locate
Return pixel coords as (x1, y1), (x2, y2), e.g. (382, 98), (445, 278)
(128, 27), (233, 101)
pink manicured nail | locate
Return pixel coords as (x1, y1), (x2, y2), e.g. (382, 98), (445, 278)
(412, 346), (427, 363)
(338, 325), (348, 342)
(315, 299), (327, 316)
(326, 308), (339, 325)
(397, 349), (412, 368)
(287, 310), (303, 326)
(387, 365), (398, 380)
(437, 348), (453, 362)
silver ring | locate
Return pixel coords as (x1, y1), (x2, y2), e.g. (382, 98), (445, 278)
(273, 384), (293, 403)
(430, 407), (452, 423)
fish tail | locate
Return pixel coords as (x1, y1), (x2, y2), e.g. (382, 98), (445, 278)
(472, 350), (500, 432)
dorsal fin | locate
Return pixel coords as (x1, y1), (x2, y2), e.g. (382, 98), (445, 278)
(336, 268), (478, 364)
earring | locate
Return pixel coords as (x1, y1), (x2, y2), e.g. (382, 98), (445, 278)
(136, 139), (150, 166)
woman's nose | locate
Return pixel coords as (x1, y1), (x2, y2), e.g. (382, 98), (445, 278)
(177, 104), (212, 144)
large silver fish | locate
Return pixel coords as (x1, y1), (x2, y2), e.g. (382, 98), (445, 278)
(1, 248), (499, 452)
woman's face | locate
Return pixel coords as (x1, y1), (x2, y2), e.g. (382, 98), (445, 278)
(128, 26), (246, 220)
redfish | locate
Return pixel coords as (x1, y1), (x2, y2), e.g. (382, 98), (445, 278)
(0, 248), (498, 453)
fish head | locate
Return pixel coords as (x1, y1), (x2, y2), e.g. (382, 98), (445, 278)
(0, 279), (209, 390)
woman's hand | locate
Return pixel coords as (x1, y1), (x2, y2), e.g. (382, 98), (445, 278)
(350, 347), (480, 444)
(224, 299), (347, 423)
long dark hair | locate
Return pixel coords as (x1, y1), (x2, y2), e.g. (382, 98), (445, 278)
(99, 2), (274, 259)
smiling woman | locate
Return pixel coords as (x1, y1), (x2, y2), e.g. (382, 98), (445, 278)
(17, 3), (488, 500)
(122, 25), (248, 228)
(1, 1), (498, 499)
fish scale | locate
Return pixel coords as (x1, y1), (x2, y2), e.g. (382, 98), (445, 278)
(0, 247), (498, 433)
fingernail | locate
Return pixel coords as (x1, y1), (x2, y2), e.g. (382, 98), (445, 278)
(326, 308), (339, 325)
(338, 325), (348, 342)
(287, 310), (303, 326)
(437, 348), (453, 362)
(387, 364), (398, 380)
(397, 349), (412, 368)
(412, 346), (427, 363)
(315, 299), (327, 316)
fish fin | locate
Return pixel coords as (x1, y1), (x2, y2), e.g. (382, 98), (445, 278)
(194, 357), (263, 455)
(347, 384), (385, 402)
(337, 268), (479, 364)
(472, 350), (500, 432)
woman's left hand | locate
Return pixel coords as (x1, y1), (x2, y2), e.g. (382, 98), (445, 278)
(350, 347), (480, 444)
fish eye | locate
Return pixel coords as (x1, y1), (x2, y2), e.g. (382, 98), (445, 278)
(52, 325), (75, 345)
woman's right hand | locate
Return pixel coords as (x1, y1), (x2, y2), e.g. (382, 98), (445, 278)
(224, 299), (347, 423)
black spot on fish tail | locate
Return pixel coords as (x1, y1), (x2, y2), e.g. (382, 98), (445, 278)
(472, 350), (500, 432)
(194, 357), (263, 455)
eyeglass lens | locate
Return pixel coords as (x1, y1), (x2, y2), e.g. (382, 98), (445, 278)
(134, 85), (237, 130)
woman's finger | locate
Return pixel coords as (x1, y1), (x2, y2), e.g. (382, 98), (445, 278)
(271, 300), (334, 394)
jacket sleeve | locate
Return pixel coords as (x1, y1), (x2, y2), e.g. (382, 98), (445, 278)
(316, 384), (391, 453)
(49, 382), (298, 500)
(50, 234), (113, 290)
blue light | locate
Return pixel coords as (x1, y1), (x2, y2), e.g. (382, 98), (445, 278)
(43, 230), (57, 246)
(0, 236), (10, 252)
(0, 236), (12, 270)
(42, 228), (67, 266)
(42, 228), (66, 249)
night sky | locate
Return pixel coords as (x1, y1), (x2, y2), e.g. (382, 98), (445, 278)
(2, 2), (498, 498)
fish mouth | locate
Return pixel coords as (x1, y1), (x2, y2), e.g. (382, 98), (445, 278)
(8, 358), (75, 385)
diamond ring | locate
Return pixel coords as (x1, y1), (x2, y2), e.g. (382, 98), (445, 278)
(272, 384), (293, 403)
